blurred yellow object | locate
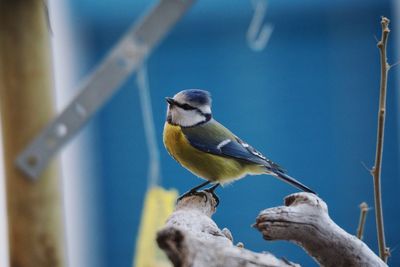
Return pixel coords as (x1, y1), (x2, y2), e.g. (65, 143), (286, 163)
(134, 187), (177, 267)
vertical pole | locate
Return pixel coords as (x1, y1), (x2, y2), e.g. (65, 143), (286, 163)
(0, 1), (65, 267)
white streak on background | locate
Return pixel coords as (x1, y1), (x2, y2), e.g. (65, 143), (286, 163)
(49, 2), (105, 267)
(0, 122), (10, 267)
(137, 65), (162, 188)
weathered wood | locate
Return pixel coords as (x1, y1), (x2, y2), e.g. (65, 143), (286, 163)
(254, 193), (387, 267)
(0, 1), (65, 266)
(157, 191), (299, 267)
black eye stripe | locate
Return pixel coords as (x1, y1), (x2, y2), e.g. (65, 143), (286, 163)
(182, 104), (196, 110)
(174, 101), (196, 110)
(172, 100), (211, 123)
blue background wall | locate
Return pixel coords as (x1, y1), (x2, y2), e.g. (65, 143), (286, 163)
(67, 1), (399, 266)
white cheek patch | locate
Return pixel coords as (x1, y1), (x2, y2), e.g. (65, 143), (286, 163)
(171, 108), (205, 127)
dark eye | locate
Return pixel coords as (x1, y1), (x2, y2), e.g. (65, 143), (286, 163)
(181, 104), (195, 110)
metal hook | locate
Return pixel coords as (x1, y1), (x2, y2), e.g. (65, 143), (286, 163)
(246, 0), (273, 52)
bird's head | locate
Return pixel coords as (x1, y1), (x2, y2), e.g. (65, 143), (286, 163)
(165, 89), (212, 127)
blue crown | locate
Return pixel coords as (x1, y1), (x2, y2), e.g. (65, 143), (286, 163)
(181, 89), (211, 105)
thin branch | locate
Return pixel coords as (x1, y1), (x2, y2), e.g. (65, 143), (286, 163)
(357, 202), (369, 240)
(372, 16), (390, 262)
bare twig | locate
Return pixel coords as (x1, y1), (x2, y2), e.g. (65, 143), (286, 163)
(372, 16), (390, 262)
(357, 202), (369, 240)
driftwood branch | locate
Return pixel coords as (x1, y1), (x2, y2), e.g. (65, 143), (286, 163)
(157, 191), (299, 267)
(372, 16), (390, 262)
(254, 193), (387, 267)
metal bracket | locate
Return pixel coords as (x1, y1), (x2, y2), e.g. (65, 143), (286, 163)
(16, 0), (196, 179)
(246, 0), (273, 51)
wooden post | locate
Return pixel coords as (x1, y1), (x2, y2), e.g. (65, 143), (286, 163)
(0, 1), (65, 266)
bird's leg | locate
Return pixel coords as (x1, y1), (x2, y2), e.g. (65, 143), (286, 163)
(177, 180), (211, 202)
(205, 183), (220, 207)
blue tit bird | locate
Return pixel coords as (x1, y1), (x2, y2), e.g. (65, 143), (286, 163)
(163, 89), (315, 203)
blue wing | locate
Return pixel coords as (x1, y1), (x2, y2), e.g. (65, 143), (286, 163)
(181, 119), (283, 172)
(181, 119), (316, 194)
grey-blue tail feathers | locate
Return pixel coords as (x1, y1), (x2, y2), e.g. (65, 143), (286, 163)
(274, 171), (316, 194)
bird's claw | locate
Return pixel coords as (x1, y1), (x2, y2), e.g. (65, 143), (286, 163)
(204, 187), (220, 207)
(177, 189), (205, 203)
(177, 188), (219, 207)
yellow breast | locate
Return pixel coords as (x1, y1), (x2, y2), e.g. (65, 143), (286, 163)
(163, 122), (250, 183)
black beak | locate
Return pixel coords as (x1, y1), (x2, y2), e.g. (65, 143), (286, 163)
(165, 97), (175, 105)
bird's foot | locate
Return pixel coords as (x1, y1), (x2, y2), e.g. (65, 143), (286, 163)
(177, 188), (219, 207)
(204, 184), (220, 207)
(177, 180), (212, 203)
(177, 189), (205, 203)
